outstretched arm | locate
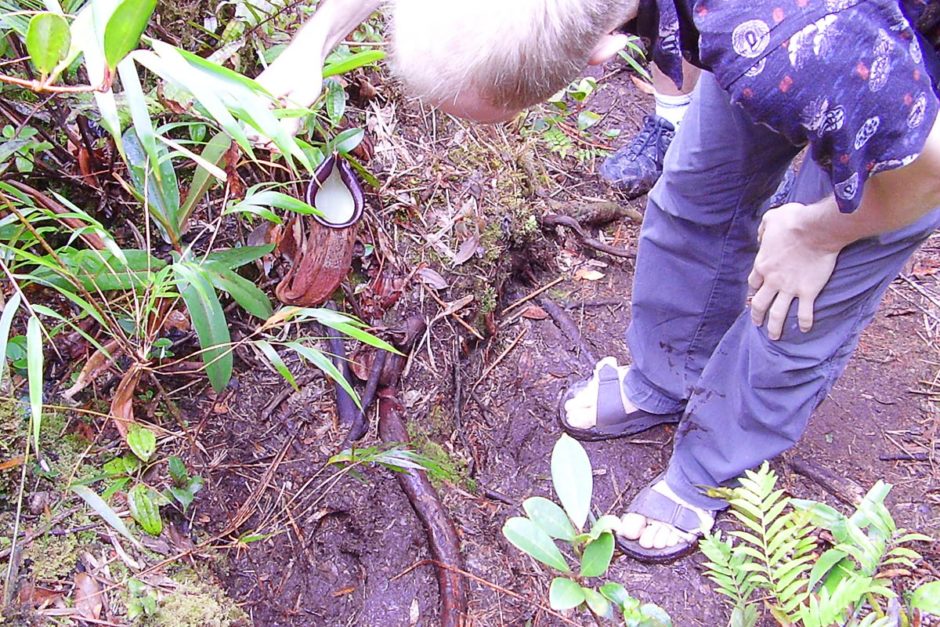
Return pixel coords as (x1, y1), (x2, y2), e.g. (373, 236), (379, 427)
(749, 114), (940, 339)
(256, 0), (383, 114)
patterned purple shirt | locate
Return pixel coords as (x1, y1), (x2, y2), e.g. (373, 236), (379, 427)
(631, 0), (940, 213)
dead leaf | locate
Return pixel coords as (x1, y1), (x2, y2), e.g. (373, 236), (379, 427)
(224, 143), (246, 198)
(110, 365), (143, 439)
(164, 309), (190, 333)
(18, 581), (63, 608)
(73, 573), (103, 620)
(521, 305), (549, 320)
(631, 75), (656, 95)
(453, 235), (479, 265)
(416, 267), (449, 290)
(63, 339), (122, 399)
(575, 268), (605, 281)
(0, 456), (24, 472)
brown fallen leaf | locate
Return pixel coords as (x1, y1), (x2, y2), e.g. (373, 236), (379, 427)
(18, 580), (63, 608)
(73, 572), (103, 620)
(110, 365), (143, 440)
(575, 268), (605, 281)
(63, 339), (122, 400)
(521, 305), (549, 320)
(631, 75), (656, 95)
(0, 456), (24, 472)
(453, 235), (479, 265)
(416, 267), (449, 290)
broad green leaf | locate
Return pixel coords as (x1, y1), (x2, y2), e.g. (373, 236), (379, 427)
(203, 262), (273, 319)
(0, 291), (22, 388)
(599, 582), (631, 607)
(205, 245), (274, 270)
(254, 340), (297, 391)
(911, 581), (940, 614)
(179, 132), (231, 225)
(103, 0), (156, 69)
(502, 516), (570, 572)
(103, 455), (140, 476)
(28, 248), (166, 293)
(328, 128), (364, 155)
(324, 79), (346, 126)
(549, 578), (584, 610)
(127, 425), (156, 461)
(551, 434), (592, 530)
(225, 189), (320, 218)
(580, 531), (614, 578)
(636, 603), (673, 627)
(167, 456), (188, 484)
(523, 497), (575, 541)
(26, 315), (43, 451)
(173, 263), (232, 392)
(322, 50), (386, 78)
(26, 12), (70, 76)
(128, 484), (163, 536)
(582, 587), (612, 618)
(587, 515), (622, 541)
(72, 484), (142, 548)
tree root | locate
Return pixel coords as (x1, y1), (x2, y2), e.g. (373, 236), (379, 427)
(541, 213), (634, 259)
(537, 296), (597, 370)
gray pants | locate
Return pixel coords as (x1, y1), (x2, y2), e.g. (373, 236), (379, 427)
(623, 73), (940, 510)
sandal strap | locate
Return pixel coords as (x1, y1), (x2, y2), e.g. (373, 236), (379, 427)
(595, 363), (629, 429)
(630, 487), (709, 534)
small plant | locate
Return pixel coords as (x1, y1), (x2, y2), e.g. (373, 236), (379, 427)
(502, 434), (671, 625)
(701, 463), (939, 626)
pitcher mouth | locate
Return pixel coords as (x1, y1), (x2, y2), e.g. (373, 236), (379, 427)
(306, 152), (364, 229)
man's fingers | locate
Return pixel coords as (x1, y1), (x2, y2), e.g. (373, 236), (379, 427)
(747, 267), (763, 291)
(797, 295), (815, 333)
(766, 292), (793, 341)
(750, 286), (775, 327)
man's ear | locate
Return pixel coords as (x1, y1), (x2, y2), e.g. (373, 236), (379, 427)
(588, 33), (630, 65)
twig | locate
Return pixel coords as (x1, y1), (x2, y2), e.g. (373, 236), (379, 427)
(879, 453), (930, 462)
(0, 73), (107, 93)
(502, 277), (565, 315)
(541, 214), (634, 259)
(788, 457), (865, 507)
(537, 297), (597, 369)
(345, 351), (386, 443)
(472, 329), (528, 388)
(0, 506), (80, 560)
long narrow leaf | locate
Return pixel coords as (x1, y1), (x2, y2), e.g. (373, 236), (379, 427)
(0, 291), (22, 388)
(286, 341), (360, 408)
(173, 262), (232, 392)
(26, 315), (43, 451)
(117, 57), (160, 182)
(72, 484), (142, 549)
(178, 132), (231, 226)
(254, 340), (297, 391)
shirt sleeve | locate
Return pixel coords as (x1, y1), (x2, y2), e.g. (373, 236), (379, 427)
(701, 0), (938, 213)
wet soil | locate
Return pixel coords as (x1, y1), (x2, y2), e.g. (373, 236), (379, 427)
(189, 63), (940, 626)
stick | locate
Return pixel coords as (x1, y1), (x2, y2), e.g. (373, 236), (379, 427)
(472, 329), (527, 388)
(788, 457), (865, 507)
(541, 214), (634, 259)
(537, 297), (597, 369)
(502, 277), (565, 315)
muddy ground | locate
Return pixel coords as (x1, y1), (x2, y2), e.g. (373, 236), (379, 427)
(185, 62), (940, 626)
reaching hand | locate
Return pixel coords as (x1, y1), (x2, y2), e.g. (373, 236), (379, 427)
(250, 50), (324, 149)
(747, 203), (842, 340)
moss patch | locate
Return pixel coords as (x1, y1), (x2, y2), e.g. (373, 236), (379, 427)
(141, 569), (248, 627)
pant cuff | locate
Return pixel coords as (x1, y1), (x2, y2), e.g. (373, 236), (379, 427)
(624, 367), (685, 414)
(665, 462), (728, 511)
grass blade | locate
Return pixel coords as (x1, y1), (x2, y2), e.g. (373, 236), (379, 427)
(26, 315), (43, 452)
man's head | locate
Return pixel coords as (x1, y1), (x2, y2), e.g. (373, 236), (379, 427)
(389, 0), (639, 123)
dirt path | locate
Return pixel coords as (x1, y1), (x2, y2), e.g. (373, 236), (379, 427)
(191, 66), (940, 626)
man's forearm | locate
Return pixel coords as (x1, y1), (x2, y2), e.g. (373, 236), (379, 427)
(277, 0), (383, 64)
(801, 115), (940, 252)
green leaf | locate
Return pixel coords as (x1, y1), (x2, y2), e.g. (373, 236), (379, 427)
(123, 128), (180, 244)
(26, 13), (70, 76)
(0, 291), (22, 388)
(636, 603), (673, 627)
(549, 578), (584, 610)
(26, 315), (43, 452)
(173, 262), (232, 392)
(103, 0), (156, 69)
(205, 245), (274, 270)
(911, 581), (940, 615)
(324, 79), (346, 126)
(322, 50), (386, 78)
(117, 57), (160, 183)
(501, 516), (570, 572)
(167, 456), (188, 485)
(203, 262), (273, 319)
(72, 484), (142, 549)
(253, 340), (297, 391)
(179, 132), (232, 225)
(103, 455), (140, 477)
(599, 582), (632, 607)
(127, 425), (156, 461)
(580, 531), (614, 578)
(582, 587), (612, 618)
(286, 342), (360, 408)
(128, 484), (163, 536)
(551, 434), (592, 530)
(523, 497), (576, 541)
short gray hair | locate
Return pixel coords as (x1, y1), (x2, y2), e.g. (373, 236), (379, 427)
(389, 0), (635, 110)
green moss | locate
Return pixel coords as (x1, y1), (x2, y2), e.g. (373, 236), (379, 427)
(140, 570), (248, 627)
(23, 532), (82, 579)
(406, 414), (473, 492)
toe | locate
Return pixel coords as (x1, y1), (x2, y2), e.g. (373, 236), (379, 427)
(638, 522), (659, 549)
(651, 524), (673, 550)
(619, 513), (646, 540)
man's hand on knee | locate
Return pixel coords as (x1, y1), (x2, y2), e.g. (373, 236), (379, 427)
(748, 203), (841, 340)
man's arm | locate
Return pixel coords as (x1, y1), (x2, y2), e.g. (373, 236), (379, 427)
(749, 114), (940, 339)
(256, 0), (383, 111)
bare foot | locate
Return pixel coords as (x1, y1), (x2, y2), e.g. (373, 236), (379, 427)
(617, 480), (714, 550)
(563, 357), (638, 429)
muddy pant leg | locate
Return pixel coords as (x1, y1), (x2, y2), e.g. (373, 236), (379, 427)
(625, 73), (799, 414)
(665, 161), (940, 510)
